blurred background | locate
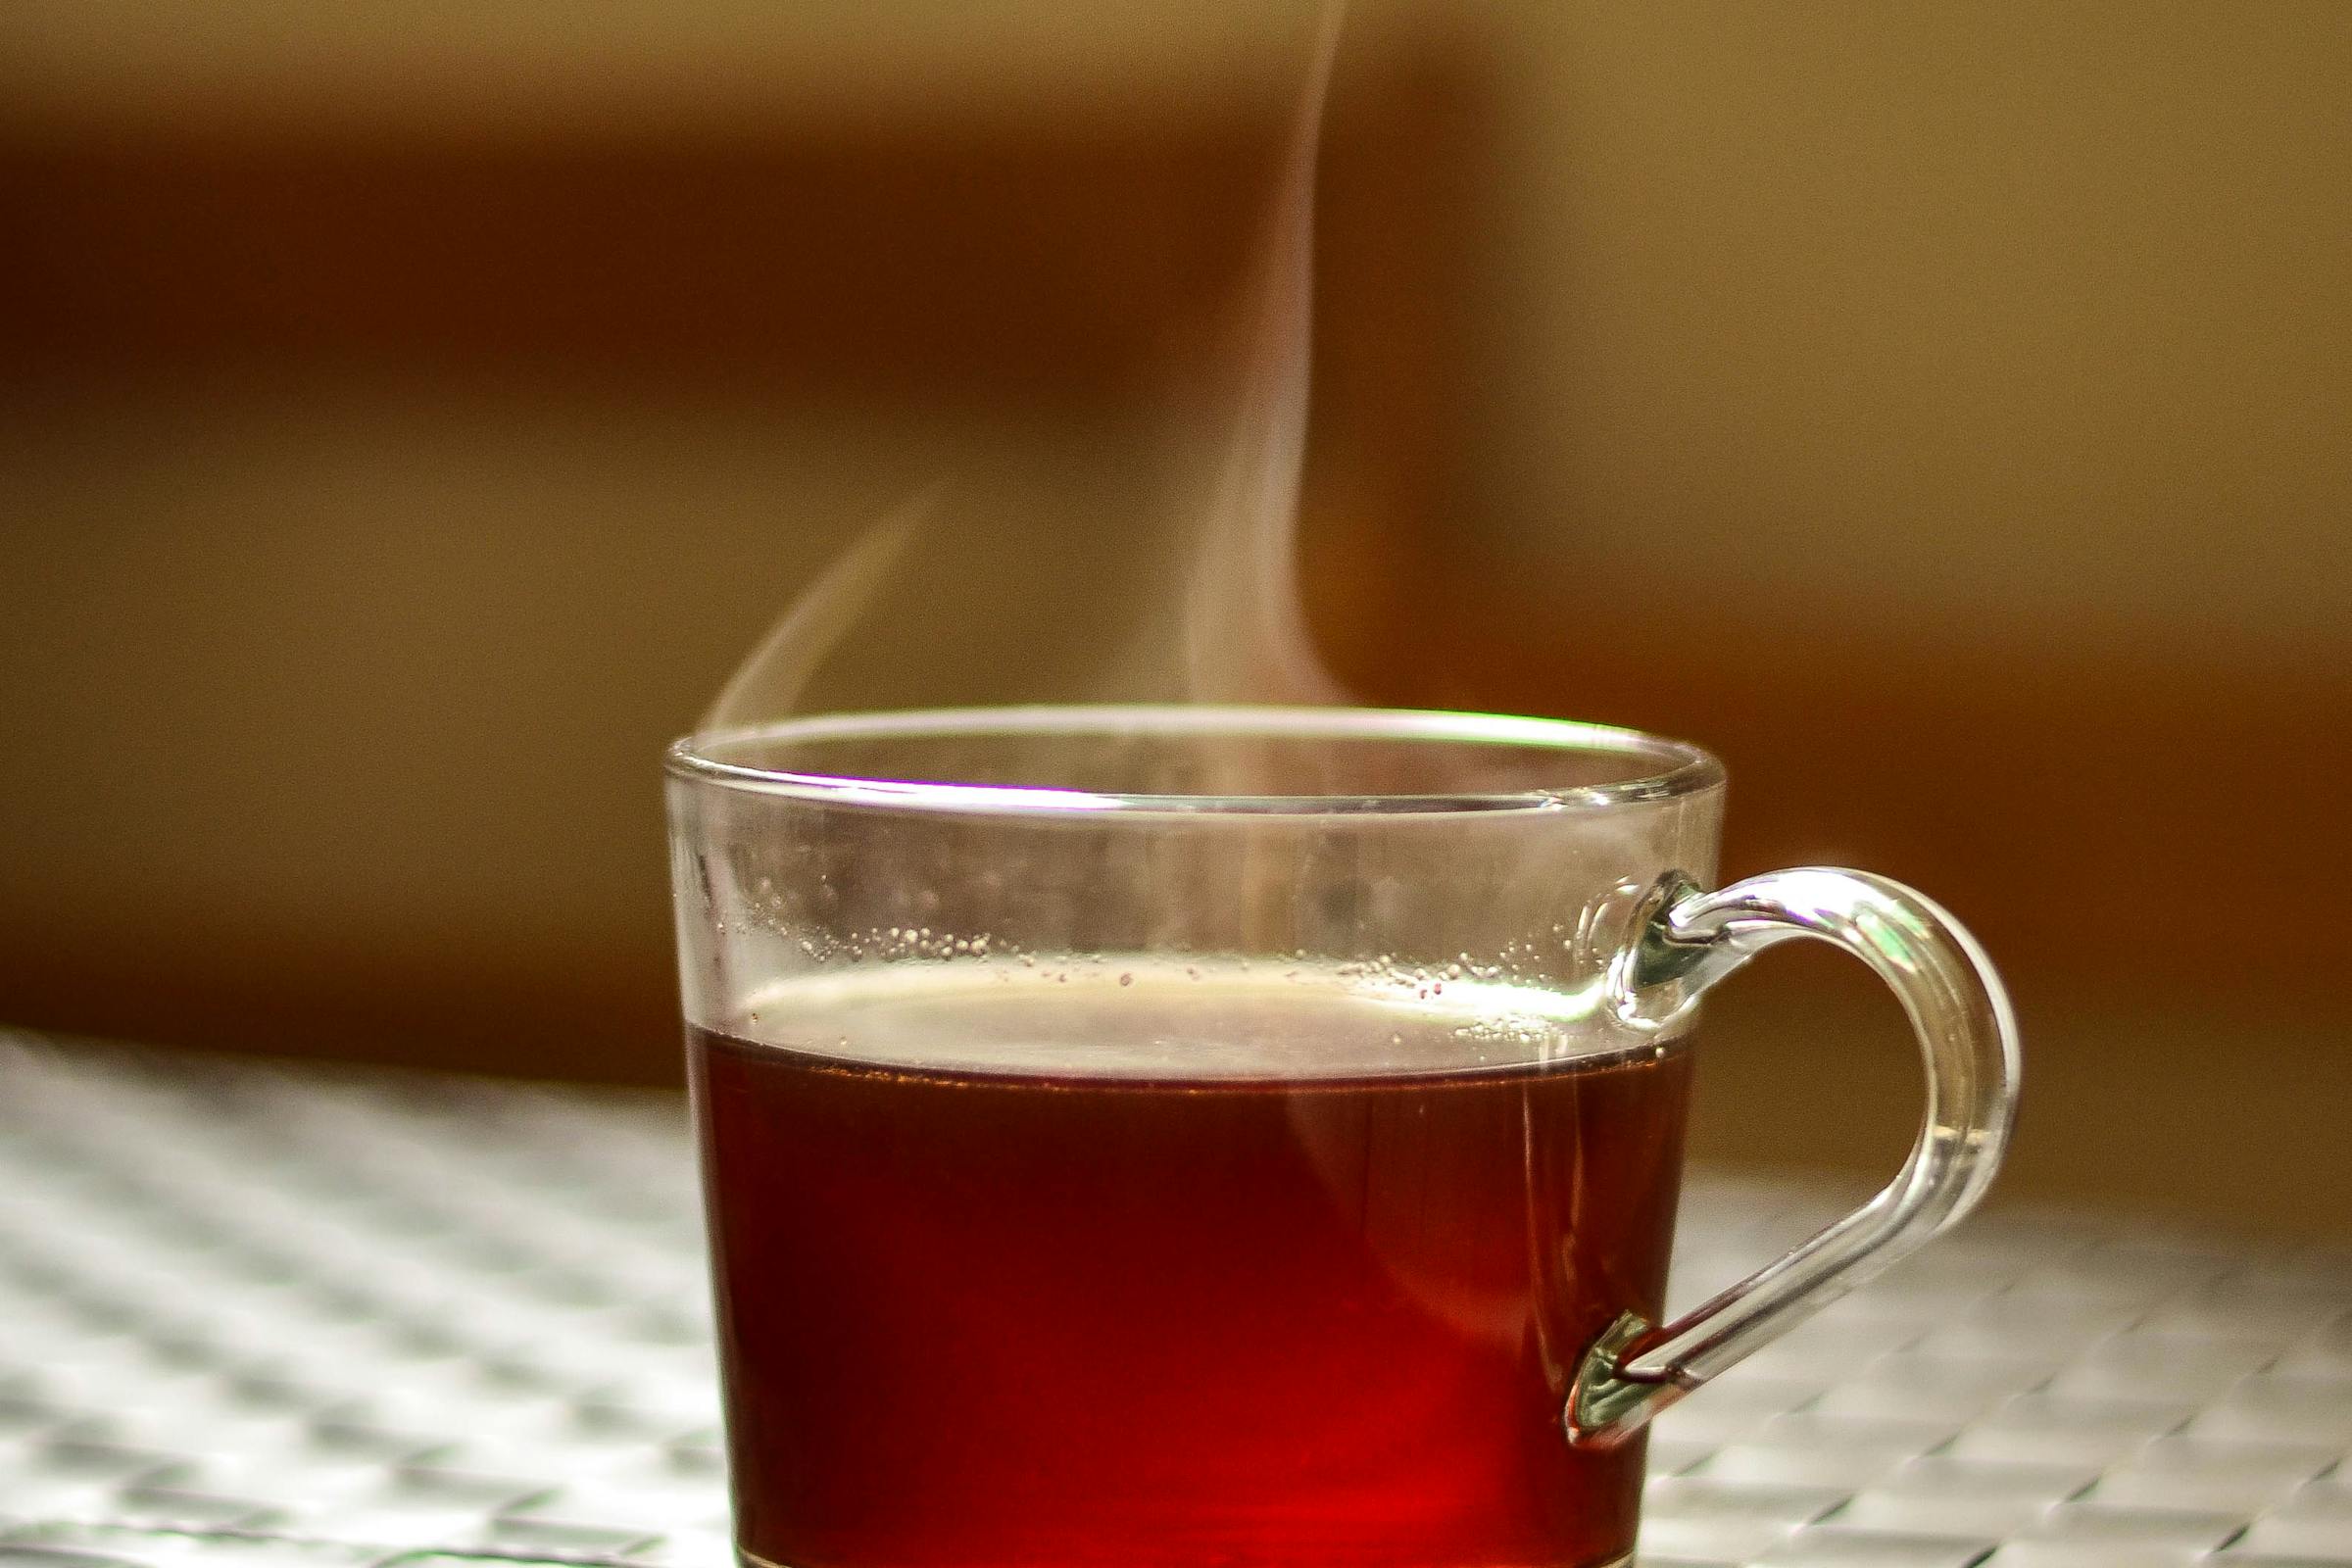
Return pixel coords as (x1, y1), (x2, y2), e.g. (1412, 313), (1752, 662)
(5, 2), (2346, 1230)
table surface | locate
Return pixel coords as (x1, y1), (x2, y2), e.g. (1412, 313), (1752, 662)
(1, 1031), (2346, 1568)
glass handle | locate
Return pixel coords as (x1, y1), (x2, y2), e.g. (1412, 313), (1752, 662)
(1565, 868), (2021, 1446)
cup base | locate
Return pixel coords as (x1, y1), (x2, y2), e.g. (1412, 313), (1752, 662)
(740, 1547), (1633, 1568)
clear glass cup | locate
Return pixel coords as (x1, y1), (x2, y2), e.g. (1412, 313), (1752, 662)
(666, 706), (2018, 1568)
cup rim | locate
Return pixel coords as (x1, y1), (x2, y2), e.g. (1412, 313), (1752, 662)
(665, 705), (1724, 818)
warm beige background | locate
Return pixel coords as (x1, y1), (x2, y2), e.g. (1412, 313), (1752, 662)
(5, 3), (2348, 1231)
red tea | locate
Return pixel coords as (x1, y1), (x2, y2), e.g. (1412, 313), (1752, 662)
(690, 963), (1691, 1568)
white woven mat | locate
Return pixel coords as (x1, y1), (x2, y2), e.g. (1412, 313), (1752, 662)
(1, 1033), (2345, 1568)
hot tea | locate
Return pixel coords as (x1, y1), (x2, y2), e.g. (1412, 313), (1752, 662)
(691, 960), (1692, 1568)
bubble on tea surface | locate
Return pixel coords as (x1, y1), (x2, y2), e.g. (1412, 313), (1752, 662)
(731, 956), (1653, 1083)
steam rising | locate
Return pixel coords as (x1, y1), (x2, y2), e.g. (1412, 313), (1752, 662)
(702, 498), (925, 730)
(704, 8), (1348, 729)
(1175, 2), (1348, 708)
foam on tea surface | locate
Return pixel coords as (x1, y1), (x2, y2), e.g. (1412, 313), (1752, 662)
(730, 958), (1667, 1083)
